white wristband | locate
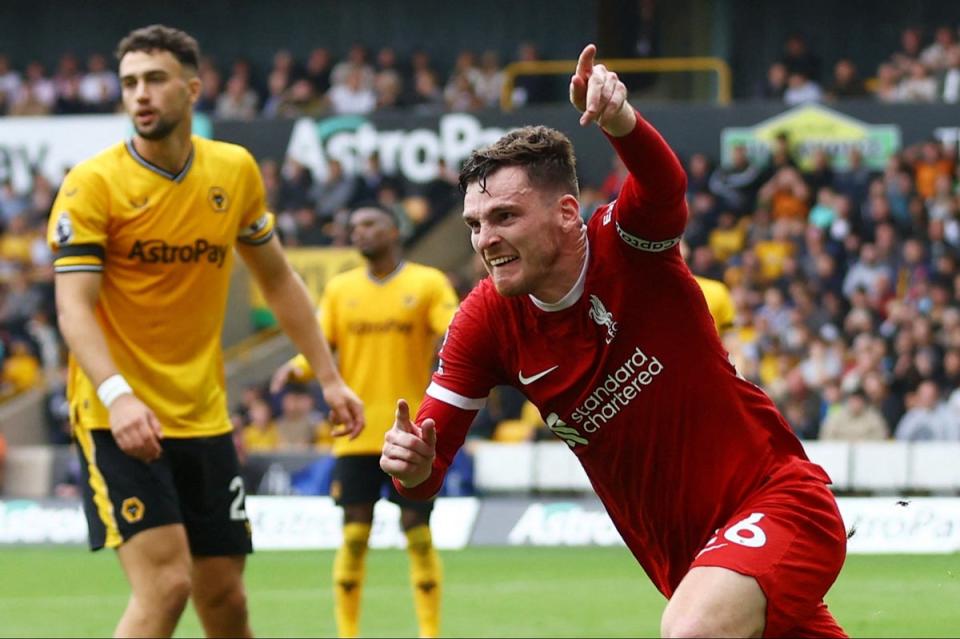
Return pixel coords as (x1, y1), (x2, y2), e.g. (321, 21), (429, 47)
(97, 374), (133, 408)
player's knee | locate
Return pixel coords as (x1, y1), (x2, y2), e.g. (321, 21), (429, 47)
(198, 580), (248, 615)
(150, 569), (192, 617)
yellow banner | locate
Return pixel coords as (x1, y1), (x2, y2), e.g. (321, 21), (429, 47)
(250, 247), (364, 323)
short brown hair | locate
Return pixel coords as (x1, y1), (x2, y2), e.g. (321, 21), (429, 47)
(459, 125), (579, 197)
(115, 25), (200, 70)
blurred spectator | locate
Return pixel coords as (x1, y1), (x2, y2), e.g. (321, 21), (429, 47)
(781, 33), (821, 83)
(913, 140), (952, 200)
(312, 158), (357, 221)
(708, 145), (760, 214)
(1, 337), (40, 396)
(328, 66), (377, 115)
(331, 43), (375, 91)
(261, 68), (290, 118)
(758, 167), (810, 222)
(444, 70), (482, 112)
(898, 62), (937, 102)
(889, 27), (923, 77)
(473, 50), (505, 108)
(215, 73), (259, 120)
(373, 47), (403, 109)
(511, 41), (551, 106)
(894, 380), (958, 441)
(783, 71), (823, 106)
(241, 398), (282, 452)
(79, 53), (119, 111)
(941, 46), (960, 103)
(274, 383), (328, 450)
(920, 25), (956, 71)
(873, 63), (903, 103)
(0, 54), (22, 114)
(10, 62), (54, 116)
(194, 59), (222, 114)
(819, 387), (888, 440)
(277, 78), (326, 118)
(304, 47), (333, 95)
(826, 59), (867, 100)
(755, 62), (787, 100)
(685, 152), (712, 196)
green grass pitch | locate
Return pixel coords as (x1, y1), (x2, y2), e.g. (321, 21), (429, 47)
(0, 547), (957, 637)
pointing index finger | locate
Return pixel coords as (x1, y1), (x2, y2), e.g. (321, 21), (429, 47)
(575, 44), (597, 80)
(395, 398), (412, 432)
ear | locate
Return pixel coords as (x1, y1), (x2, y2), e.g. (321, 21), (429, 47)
(557, 193), (582, 230)
(186, 74), (202, 105)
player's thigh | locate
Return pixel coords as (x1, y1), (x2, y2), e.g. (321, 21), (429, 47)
(165, 434), (253, 556)
(116, 523), (193, 599)
(75, 428), (182, 550)
(331, 454), (387, 507)
(689, 466), (847, 638)
(661, 566), (765, 638)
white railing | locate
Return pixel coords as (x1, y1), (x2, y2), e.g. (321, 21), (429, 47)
(472, 440), (960, 494)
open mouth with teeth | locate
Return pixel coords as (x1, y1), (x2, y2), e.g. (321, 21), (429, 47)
(488, 256), (519, 267)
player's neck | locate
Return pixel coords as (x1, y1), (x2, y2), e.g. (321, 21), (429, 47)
(531, 229), (588, 304)
(366, 250), (403, 280)
(132, 124), (194, 176)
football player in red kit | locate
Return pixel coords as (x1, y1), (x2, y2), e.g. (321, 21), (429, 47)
(381, 44), (847, 638)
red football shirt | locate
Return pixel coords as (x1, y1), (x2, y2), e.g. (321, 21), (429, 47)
(398, 114), (825, 596)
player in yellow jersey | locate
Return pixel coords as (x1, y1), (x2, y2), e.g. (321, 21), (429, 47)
(694, 274), (736, 334)
(679, 240), (736, 335)
(48, 26), (363, 639)
(271, 203), (458, 638)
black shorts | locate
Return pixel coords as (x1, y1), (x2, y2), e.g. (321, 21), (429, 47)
(330, 454), (434, 515)
(75, 429), (252, 556)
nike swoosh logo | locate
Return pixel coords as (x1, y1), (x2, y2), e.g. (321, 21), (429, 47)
(518, 365), (559, 385)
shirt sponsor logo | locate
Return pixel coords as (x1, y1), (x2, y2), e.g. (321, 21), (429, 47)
(567, 346), (665, 441)
(127, 238), (229, 268)
(347, 320), (414, 335)
(588, 294), (618, 344)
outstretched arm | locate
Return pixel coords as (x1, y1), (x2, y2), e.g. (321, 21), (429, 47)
(238, 237), (364, 437)
(570, 43), (687, 238)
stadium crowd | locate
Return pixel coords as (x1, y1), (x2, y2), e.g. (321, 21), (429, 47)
(3, 28), (960, 476)
(2, 24), (960, 121)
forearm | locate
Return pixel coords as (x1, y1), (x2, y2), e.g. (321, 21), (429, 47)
(57, 297), (120, 388)
(606, 111), (687, 206)
(262, 268), (341, 386)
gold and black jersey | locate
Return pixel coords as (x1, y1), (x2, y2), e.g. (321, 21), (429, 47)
(694, 275), (736, 335)
(290, 262), (458, 456)
(48, 136), (275, 438)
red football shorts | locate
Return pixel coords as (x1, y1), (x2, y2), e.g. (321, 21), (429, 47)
(689, 461), (848, 638)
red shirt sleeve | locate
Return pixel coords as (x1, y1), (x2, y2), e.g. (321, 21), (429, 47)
(605, 112), (688, 243)
(393, 396), (478, 499)
(394, 283), (506, 500)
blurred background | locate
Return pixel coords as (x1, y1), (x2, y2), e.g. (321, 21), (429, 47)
(0, 1), (959, 636)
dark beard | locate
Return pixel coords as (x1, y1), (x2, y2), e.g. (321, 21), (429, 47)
(135, 116), (178, 141)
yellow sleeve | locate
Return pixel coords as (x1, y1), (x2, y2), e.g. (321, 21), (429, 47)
(48, 166), (110, 274)
(236, 150), (275, 246)
(427, 270), (459, 337)
(287, 353), (313, 382)
(715, 282), (736, 332)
